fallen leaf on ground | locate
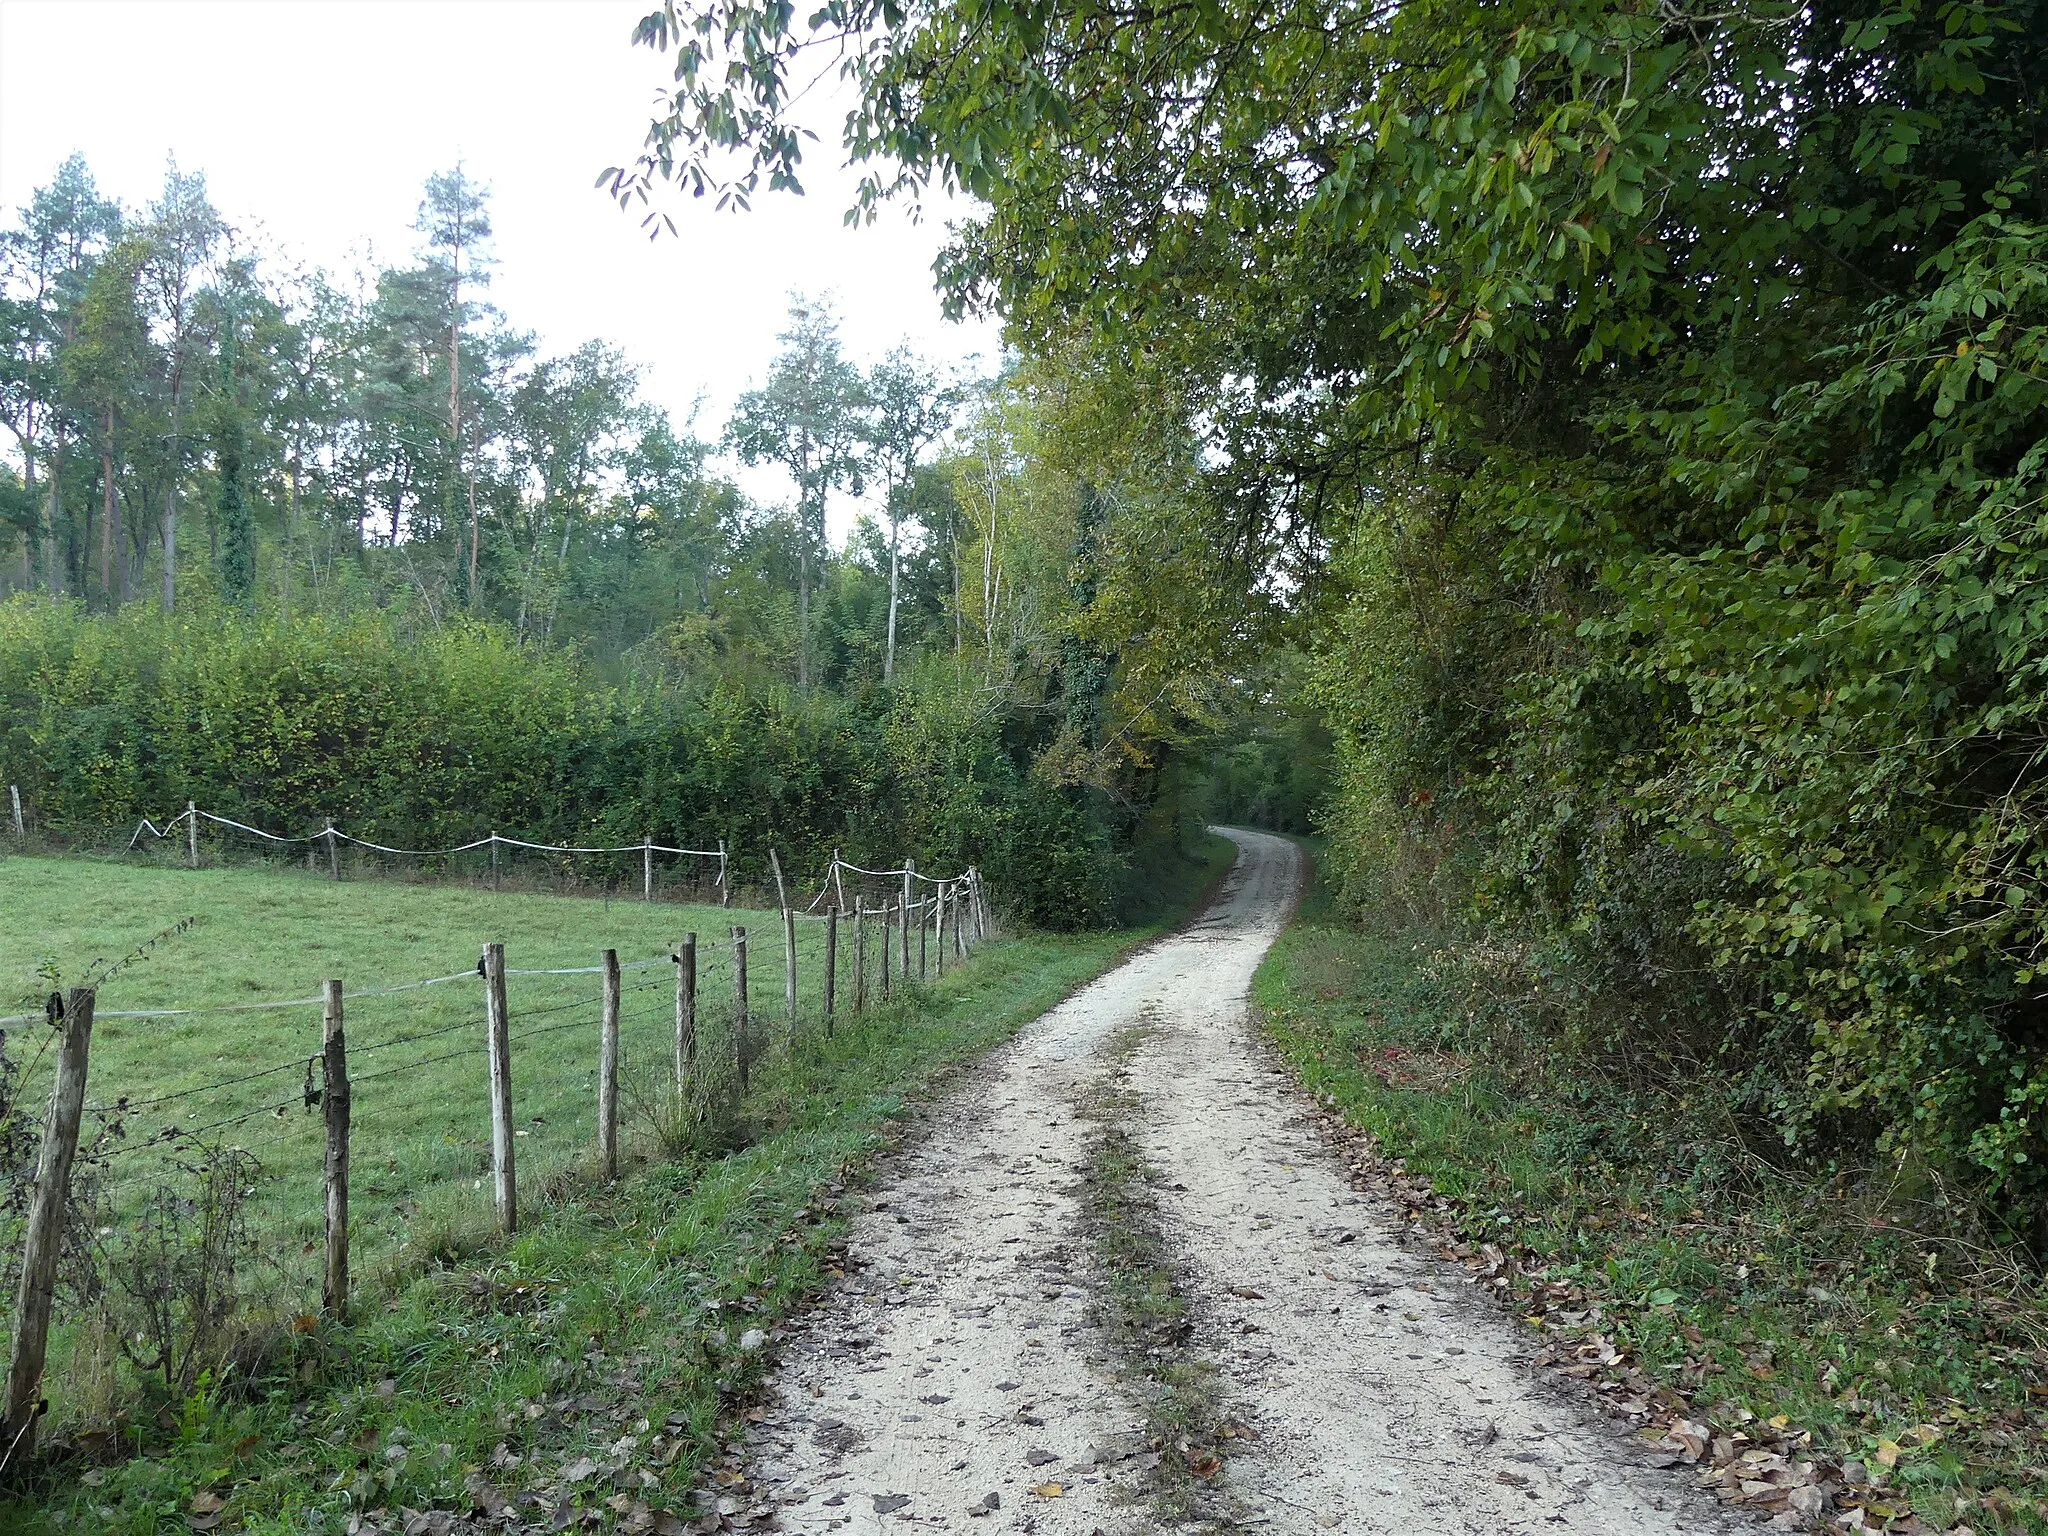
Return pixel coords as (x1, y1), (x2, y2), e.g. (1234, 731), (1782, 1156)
(1030, 1483), (1065, 1499)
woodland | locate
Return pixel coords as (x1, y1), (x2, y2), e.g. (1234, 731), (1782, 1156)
(0, 158), (1278, 926)
(600, 0), (2048, 1241)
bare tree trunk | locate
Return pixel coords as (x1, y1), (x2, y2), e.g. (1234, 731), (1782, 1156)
(283, 433), (299, 621)
(45, 426), (63, 596)
(797, 541), (811, 689)
(467, 471), (479, 605)
(884, 501), (902, 683)
(18, 449), (33, 592)
(99, 413), (116, 603)
(162, 473), (177, 611)
(949, 507), (963, 656)
(163, 372), (184, 613)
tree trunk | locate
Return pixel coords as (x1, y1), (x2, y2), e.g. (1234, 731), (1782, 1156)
(162, 370), (182, 613)
(797, 542), (811, 689)
(467, 471), (479, 606)
(283, 434), (299, 621)
(17, 450), (32, 592)
(45, 427), (63, 596)
(950, 508), (962, 656)
(884, 500), (902, 683)
(99, 412), (116, 604)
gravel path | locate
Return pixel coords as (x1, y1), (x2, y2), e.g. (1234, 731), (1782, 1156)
(743, 830), (1743, 1534)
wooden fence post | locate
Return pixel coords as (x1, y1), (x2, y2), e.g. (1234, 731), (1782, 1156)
(954, 880), (967, 960)
(831, 850), (846, 913)
(718, 839), (731, 907)
(732, 927), (750, 1092)
(481, 943), (516, 1234)
(853, 901), (867, 1013)
(8, 785), (21, 838)
(2, 986), (94, 1460)
(935, 885), (947, 978)
(321, 979), (350, 1322)
(919, 895), (929, 980)
(490, 832), (500, 892)
(901, 862), (914, 975)
(643, 837), (654, 902)
(823, 909), (838, 1033)
(325, 822), (340, 881)
(768, 849), (797, 1040)
(674, 934), (698, 1104)
(599, 950), (621, 1181)
(880, 900), (894, 999)
(186, 801), (198, 869)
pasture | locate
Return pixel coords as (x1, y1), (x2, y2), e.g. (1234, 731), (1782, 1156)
(0, 853), (903, 1404)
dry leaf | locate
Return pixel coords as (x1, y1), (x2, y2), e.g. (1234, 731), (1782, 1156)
(1030, 1482), (1065, 1498)
(1874, 1439), (1901, 1469)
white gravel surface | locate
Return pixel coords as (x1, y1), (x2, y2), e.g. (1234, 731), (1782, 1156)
(743, 829), (1745, 1534)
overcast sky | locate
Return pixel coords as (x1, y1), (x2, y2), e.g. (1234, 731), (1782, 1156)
(0, 0), (1002, 531)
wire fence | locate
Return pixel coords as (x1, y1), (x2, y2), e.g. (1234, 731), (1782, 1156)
(0, 844), (994, 1458)
(6, 791), (990, 926)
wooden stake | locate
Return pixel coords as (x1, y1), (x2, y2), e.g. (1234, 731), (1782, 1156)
(325, 821), (339, 881)
(598, 949), (621, 1181)
(321, 979), (350, 1322)
(823, 909), (838, 1032)
(675, 933), (697, 1099)
(880, 899), (894, 999)
(481, 943), (516, 1234)
(8, 785), (21, 838)
(186, 800), (197, 869)
(3, 986), (94, 1458)
(490, 832), (500, 891)
(853, 901), (867, 1013)
(643, 837), (654, 902)
(732, 927), (750, 1091)
(935, 886), (947, 978)
(901, 862), (915, 976)
(768, 849), (796, 1038)
(718, 839), (731, 907)
(831, 849), (846, 913)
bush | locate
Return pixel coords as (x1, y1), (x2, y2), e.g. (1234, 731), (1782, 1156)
(0, 598), (1138, 930)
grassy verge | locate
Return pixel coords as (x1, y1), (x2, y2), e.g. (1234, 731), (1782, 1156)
(1253, 847), (2048, 1536)
(2, 830), (1237, 1534)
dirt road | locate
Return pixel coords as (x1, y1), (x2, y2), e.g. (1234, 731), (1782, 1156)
(742, 830), (1740, 1534)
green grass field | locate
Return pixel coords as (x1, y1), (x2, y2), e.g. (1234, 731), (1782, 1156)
(0, 832), (1237, 1533)
(0, 853), (967, 1410)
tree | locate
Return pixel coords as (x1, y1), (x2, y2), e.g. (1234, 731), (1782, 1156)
(624, 0), (2048, 1204)
(415, 166), (493, 605)
(507, 340), (639, 640)
(0, 154), (119, 594)
(64, 232), (158, 604)
(726, 296), (867, 687)
(863, 345), (959, 681)
(138, 161), (222, 613)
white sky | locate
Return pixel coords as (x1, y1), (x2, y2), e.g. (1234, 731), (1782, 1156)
(0, 0), (1001, 536)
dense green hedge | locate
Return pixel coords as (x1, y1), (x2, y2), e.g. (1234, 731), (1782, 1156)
(0, 598), (1134, 929)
